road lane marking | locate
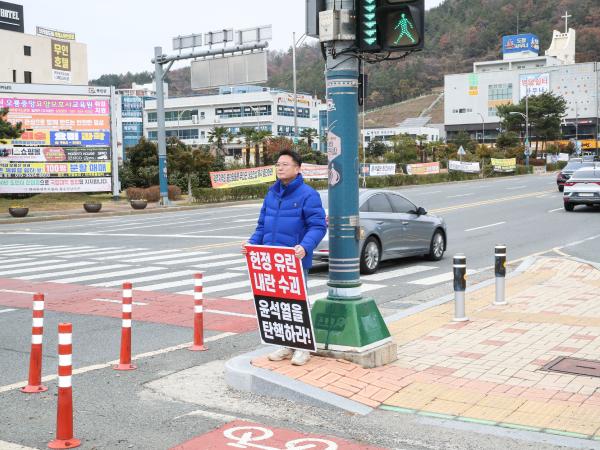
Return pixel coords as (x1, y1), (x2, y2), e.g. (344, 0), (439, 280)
(91, 269), (196, 288)
(192, 258), (246, 269)
(465, 221), (506, 232)
(0, 332), (236, 394)
(139, 272), (245, 292)
(0, 308), (17, 314)
(548, 207), (563, 213)
(160, 253), (239, 266)
(179, 279), (251, 295)
(506, 185), (527, 190)
(0, 261), (96, 277)
(95, 248), (179, 261)
(205, 309), (256, 319)
(93, 298), (148, 306)
(430, 189), (554, 214)
(409, 270), (477, 286)
(447, 193), (473, 198)
(127, 251), (209, 263)
(0, 289), (36, 295)
(0, 259), (64, 270)
(0, 232), (249, 239)
(361, 265), (437, 282)
(19, 264), (128, 281)
(53, 266), (164, 284)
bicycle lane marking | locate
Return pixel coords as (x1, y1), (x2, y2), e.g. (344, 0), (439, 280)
(171, 420), (387, 450)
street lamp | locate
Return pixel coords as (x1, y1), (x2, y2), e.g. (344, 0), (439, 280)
(292, 32), (307, 141)
(476, 112), (485, 145)
(510, 111), (529, 167)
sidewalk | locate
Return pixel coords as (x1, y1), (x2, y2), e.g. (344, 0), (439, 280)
(249, 256), (600, 441)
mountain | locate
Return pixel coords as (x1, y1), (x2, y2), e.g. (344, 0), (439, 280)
(90, 0), (599, 109)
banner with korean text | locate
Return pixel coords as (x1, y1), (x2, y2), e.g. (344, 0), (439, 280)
(360, 163), (396, 177)
(405, 162), (440, 175)
(209, 165), (276, 189)
(491, 158), (516, 173)
(245, 245), (316, 351)
(448, 160), (481, 173)
(300, 163), (328, 179)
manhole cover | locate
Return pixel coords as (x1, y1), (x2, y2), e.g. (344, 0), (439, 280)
(542, 357), (600, 377)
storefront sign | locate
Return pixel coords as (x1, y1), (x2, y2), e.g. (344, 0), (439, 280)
(0, 146), (111, 162)
(0, 177), (111, 193)
(209, 165), (276, 189)
(0, 161), (111, 178)
(0, 1), (24, 33)
(50, 131), (110, 147)
(0, 97), (109, 115)
(6, 113), (110, 131)
(36, 26), (76, 41)
(245, 245), (315, 352)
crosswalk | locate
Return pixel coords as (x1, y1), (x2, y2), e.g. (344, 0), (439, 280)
(0, 243), (457, 300)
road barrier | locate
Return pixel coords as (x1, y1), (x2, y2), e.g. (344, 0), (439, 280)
(493, 245), (507, 306)
(189, 273), (207, 351)
(21, 293), (48, 393)
(48, 322), (81, 449)
(453, 255), (469, 322)
(114, 282), (136, 371)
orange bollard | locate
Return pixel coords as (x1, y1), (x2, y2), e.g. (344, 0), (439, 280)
(189, 273), (207, 351)
(113, 282), (136, 371)
(48, 322), (81, 449)
(21, 293), (48, 393)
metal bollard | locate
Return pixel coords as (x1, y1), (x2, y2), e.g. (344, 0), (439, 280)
(493, 245), (507, 306)
(453, 254), (469, 322)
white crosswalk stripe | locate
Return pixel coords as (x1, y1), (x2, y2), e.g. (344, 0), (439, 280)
(191, 258), (246, 269)
(0, 245), (67, 256)
(362, 265), (437, 282)
(94, 248), (177, 261)
(19, 264), (129, 281)
(126, 251), (209, 263)
(90, 269), (196, 287)
(160, 253), (239, 266)
(0, 261), (96, 276)
(58, 246), (125, 257)
(0, 258), (64, 270)
(0, 245), (78, 256)
(54, 266), (164, 284)
(408, 269), (477, 286)
(139, 272), (245, 292)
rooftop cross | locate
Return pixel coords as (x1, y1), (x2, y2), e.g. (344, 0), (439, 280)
(561, 11), (571, 33)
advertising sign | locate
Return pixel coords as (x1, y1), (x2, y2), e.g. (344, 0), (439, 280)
(36, 26), (75, 41)
(0, 161), (111, 178)
(360, 163), (396, 177)
(0, 98), (109, 115)
(448, 160), (481, 173)
(245, 245), (316, 352)
(468, 73), (479, 96)
(0, 146), (110, 162)
(0, 1), (24, 33)
(6, 113), (110, 131)
(300, 163), (328, 179)
(491, 158), (517, 172)
(502, 34), (540, 55)
(209, 165), (276, 189)
(0, 177), (111, 194)
(50, 131), (110, 147)
(520, 73), (550, 98)
(405, 162), (440, 175)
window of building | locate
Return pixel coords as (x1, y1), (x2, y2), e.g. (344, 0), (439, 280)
(12, 70), (16, 82)
(24, 71), (32, 84)
(276, 105), (310, 118)
(24, 46), (31, 56)
(147, 112), (157, 123)
(488, 83), (512, 100)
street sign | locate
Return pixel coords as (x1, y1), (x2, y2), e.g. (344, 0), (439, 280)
(172, 33), (203, 51)
(457, 145), (466, 156)
(190, 51), (267, 90)
(235, 25), (272, 45)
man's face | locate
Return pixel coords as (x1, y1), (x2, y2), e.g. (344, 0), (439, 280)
(276, 155), (301, 184)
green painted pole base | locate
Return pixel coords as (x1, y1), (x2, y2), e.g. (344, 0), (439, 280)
(311, 296), (391, 351)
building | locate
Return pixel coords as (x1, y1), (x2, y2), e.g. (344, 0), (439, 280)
(143, 87), (322, 159)
(362, 117), (443, 148)
(0, 2), (87, 85)
(444, 25), (599, 148)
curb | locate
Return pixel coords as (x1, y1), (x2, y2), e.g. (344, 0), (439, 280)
(225, 255), (539, 415)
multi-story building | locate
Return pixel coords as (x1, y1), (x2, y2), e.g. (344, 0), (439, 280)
(143, 87), (322, 158)
(444, 27), (599, 148)
(0, 2), (87, 85)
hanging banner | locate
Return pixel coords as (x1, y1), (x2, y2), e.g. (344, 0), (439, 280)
(360, 163), (396, 177)
(300, 163), (328, 179)
(0, 161), (111, 178)
(405, 162), (440, 175)
(6, 113), (110, 131)
(0, 177), (111, 194)
(491, 158), (517, 172)
(209, 165), (276, 189)
(448, 160), (481, 173)
(245, 244), (316, 352)
(0, 146), (111, 162)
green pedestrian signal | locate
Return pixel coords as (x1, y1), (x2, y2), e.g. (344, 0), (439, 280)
(377, 0), (424, 52)
(358, 0), (381, 51)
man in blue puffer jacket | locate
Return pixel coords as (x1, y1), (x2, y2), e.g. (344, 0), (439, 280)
(242, 149), (327, 366)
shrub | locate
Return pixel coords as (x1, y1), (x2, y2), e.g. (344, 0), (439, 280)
(168, 185), (182, 201)
(144, 186), (160, 202)
(126, 187), (145, 200)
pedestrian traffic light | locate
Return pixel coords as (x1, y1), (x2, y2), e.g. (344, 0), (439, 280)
(378, 0), (424, 51)
(357, 0), (425, 53)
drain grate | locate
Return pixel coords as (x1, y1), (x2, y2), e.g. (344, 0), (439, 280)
(542, 357), (600, 377)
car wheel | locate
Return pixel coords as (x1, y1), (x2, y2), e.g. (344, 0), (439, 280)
(360, 237), (380, 275)
(426, 230), (446, 261)
(558, 185), (564, 192)
(564, 202), (574, 211)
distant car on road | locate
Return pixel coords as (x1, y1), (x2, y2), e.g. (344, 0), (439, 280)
(556, 160), (598, 192)
(313, 189), (447, 274)
(563, 168), (600, 211)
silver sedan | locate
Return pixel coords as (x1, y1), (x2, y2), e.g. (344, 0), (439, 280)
(313, 189), (447, 274)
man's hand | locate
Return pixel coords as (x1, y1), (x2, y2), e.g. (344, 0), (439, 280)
(294, 245), (306, 259)
(241, 241), (249, 255)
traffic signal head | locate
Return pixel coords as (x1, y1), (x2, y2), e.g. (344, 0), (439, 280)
(357, 0), (425, 53)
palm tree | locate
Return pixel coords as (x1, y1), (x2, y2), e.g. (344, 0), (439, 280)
(207, 126), (232, 158)
(299, 128), (318, 149)
(252, 129), (272, 166)
(237, 127), (255, 167)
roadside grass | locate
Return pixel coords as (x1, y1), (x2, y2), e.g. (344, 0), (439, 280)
(0, 193), (123, 211)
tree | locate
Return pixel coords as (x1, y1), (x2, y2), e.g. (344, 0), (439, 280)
(495, 131), (520, 149)
(0, 108), (24, 142)
(237, 127), (255, 167)
(208, 126), (232, 157)
(123, 137), (158, 187)
(299, 128), (318, 149)
(366, 141), (388, 158)
(451, 130), (478, 152)
(167, 138), (214, 200)
(264, 136), (294, 165)
(252, 130), (272, 166)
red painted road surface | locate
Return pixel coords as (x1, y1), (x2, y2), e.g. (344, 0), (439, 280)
(171, 420), (387, 450)
(0, 278), (257, 333)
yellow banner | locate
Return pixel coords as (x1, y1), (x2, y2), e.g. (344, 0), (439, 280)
(210, 165), (276, 189)
(491, 158), (516, 172)
(0, 161), (111, 177)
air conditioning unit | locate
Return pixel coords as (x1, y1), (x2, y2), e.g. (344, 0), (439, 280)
(192, 115), (199, 124)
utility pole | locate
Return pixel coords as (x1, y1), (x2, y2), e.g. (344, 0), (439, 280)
(292, 32), (298, 140)
(154, 47), (169, 206)
(525, 84), (530, 166)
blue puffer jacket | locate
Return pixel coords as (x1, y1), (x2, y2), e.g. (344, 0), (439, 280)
(249, 174), (326, 269)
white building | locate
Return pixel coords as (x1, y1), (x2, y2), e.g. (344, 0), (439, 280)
(444, 25), (599, 147)
(0, 2), (87, 85)
(143, 87), (322, 157)
(362, 117), (442, 147)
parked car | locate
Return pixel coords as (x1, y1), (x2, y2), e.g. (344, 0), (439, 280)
(563, 168), (600, 211)
(556, 160), (598, 192)
(313, 189), (447, 274)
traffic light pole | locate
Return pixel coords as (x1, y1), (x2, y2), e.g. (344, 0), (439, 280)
(311, 8), (396, 368)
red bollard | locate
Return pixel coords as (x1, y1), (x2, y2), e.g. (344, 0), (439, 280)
(48, 322), (81, 449)
(113, 282), (136, 371)
(21, 293), (48, 393)
(189, 273), (207, 351)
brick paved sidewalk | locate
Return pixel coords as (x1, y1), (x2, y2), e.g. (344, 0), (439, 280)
(253, 257), (600, 440)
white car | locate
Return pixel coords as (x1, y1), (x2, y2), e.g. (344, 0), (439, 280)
(563, 167), (600, 211)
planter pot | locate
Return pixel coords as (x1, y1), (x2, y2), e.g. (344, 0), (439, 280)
(8, 207), (29, 218)
(83, 203), (102, 213)
(130, 199), (148, 210)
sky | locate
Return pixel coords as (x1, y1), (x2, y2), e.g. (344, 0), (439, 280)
(14, 0), (445, 79)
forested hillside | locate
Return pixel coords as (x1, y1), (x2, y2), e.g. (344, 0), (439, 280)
(91, 0), (600, 109)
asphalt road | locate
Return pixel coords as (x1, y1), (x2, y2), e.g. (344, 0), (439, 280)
(1, 172), (599, 449)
